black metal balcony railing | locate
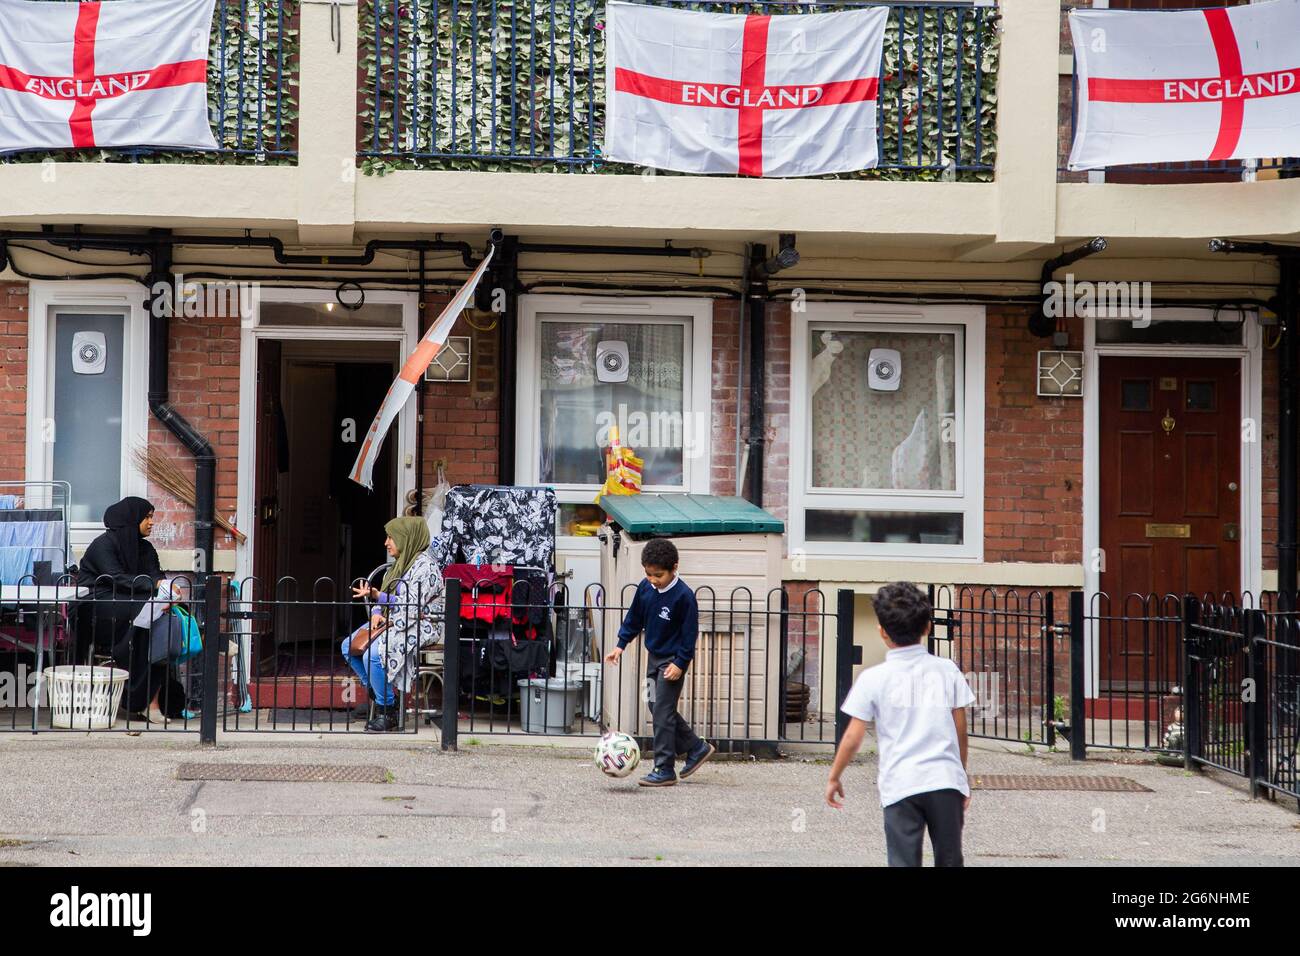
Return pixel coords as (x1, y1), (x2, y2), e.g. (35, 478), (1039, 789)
(358, 0), (999, 179)
(2, 0), (299, 165)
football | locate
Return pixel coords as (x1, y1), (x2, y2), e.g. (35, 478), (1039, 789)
(594, 731), (641, 778)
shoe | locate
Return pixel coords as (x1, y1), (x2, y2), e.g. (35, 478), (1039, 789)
(637, 767), (678, 787)
(350, 687), (374, 720)
(181, 709), (199, 721)
(680, 741), (716, 779)
(365, 703), (399, 733)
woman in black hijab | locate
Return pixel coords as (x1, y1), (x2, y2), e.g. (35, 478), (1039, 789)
(75, 496), (180, 720)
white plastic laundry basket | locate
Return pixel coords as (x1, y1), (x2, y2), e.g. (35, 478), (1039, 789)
(43, 666), (129, 730)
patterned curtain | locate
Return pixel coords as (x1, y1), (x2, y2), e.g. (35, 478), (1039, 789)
(810, 329), (957, 492)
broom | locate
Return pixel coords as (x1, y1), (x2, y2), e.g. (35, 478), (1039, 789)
(131, 445), (247, 544)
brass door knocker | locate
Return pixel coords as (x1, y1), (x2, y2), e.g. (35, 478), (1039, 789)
(1161, 409), (1176, 434)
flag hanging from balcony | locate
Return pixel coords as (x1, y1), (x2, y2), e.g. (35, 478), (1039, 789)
(603, 1), (888, 177)
(1068, 0), (1300, 170)
(349, 246), (495, 490)
(0, 0), (218, 154)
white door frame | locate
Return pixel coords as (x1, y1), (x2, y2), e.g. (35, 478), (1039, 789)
(235, 289), (420, 584)
(1081, 310), (1263, 695)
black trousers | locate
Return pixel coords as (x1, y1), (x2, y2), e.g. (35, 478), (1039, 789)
(647, 653), (702, 771)
(111, 626), (185, 717)
(882, 788), (966, 867)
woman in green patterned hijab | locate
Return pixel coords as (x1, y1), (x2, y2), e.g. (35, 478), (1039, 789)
(379, 516), (431, 594)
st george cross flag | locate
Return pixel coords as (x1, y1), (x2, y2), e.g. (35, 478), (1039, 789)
(1068, 0), (1300, 170)
(0, 0), (219, 154)
(603, 1), (887, 177)
(349, 246), (495, 490)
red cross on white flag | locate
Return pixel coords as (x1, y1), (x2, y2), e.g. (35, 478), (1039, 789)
(603, 2), (888, 177)
(1069, 0), (1300, 170)
(0, 0), (218, 154)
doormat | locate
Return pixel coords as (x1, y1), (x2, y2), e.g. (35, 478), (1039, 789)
(176, 763), (389, 784)
(970, 774), (1152, 792)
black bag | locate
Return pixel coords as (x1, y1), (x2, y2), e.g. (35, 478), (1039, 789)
(148, 610), (186, 665)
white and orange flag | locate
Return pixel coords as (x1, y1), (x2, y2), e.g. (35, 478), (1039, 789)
(0, 0), (219, 154)
(349, 246), (495, 490)
(1068, 0), (1300, 170)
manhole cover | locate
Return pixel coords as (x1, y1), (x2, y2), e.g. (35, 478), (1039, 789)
(971, 774), (1152, 792)
(176, 763), (388, 783)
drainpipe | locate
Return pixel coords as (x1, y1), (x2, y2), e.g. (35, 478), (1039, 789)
(742, 235), (800, 507)
(744, 244), (768, 507)
(1210, 239), (1300, 595)
(488, 232), (519, 486)
(1279, 258), (1299, 595)
(144, 242), (217, 584)
(1032, 237), (1108, 338)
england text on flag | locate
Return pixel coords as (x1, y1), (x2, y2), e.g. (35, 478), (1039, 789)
(603, 2), (888, 178)
(1068, 0), (1300, 170)
(0, 0), (218, 154)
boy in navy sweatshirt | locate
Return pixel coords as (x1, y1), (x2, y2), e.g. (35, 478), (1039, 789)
(604, 538), (715, 787)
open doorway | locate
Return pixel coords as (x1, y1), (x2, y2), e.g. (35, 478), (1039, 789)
(250, 338), (401, 683)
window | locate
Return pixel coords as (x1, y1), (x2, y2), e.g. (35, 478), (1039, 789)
(27, 284), (149, 543)
(517, 296), (713, 546)
(52, 313), (126, 522)
(791, 305), (985, 559)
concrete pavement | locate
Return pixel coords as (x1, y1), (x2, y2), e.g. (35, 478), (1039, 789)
(0, 733), (1297, 866)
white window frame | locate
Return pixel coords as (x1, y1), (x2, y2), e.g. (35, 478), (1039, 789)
(25, 282), (151, 552)
(516, 294), (713, 553)
(790, 302), (986, 561)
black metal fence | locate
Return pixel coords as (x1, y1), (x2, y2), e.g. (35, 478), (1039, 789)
(0, 574), (210, 733)
(437, 579), (847, 753)
(1184, 595), (1300, 803)
(928, 586), (1058, 746)
(7, 572), (1297, 806)
(0, 573), (853, 750)
(1071, 591), (1183, 755)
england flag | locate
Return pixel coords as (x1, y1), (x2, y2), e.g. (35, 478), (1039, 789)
(0, 0), (218, 154)
(1068, 0), (1300, 170)
(603, 1), (888, 178)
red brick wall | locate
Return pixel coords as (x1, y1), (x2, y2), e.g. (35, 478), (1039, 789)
(709, 299), (742, 496)
(417, 295), (500, 495)
(762, 301), (792, 525)
(983, 305), (1084, 564)
(0, 283), (28, 481)
(145, 309), (241, 554)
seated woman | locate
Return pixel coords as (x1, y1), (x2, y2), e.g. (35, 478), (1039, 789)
(343, 516), (444, 733)
(75, 496), (184, 723)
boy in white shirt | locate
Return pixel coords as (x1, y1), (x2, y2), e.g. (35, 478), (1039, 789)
(825, 581), (976, 867)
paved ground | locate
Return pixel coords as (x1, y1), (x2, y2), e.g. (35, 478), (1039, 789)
(0, 733), (1297, 866)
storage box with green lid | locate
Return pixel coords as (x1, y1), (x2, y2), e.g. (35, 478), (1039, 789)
(596, 494), (785, 741)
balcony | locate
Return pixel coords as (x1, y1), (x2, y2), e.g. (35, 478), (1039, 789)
(0, 0), (1299, 250)
(1055, 0), (1300, 185)
(0, 0), (300, 165)
(355, 0), (999, 180)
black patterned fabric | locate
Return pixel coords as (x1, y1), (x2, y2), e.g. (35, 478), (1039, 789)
(433, 485), (557, 570)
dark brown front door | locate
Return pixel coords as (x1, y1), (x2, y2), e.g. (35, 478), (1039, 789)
(1098, 355), (1241, 683)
